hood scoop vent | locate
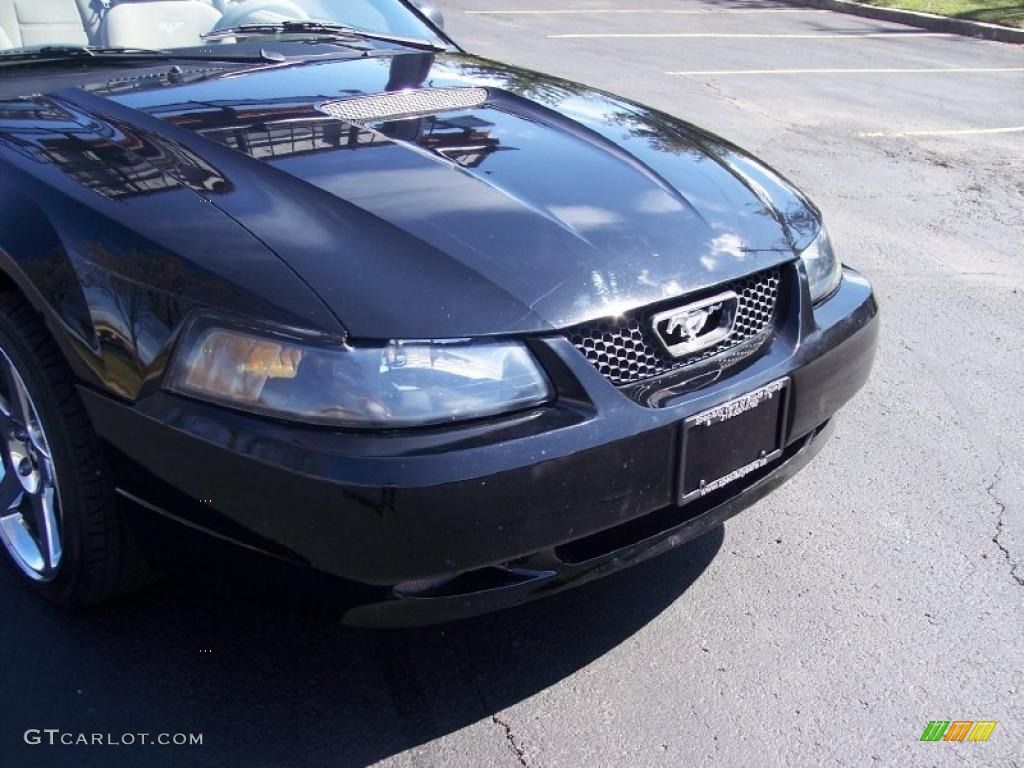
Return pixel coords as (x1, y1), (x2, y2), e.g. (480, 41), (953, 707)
(317, 87), (489, 124)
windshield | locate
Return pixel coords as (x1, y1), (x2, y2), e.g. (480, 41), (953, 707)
(0, 0), (443, 54)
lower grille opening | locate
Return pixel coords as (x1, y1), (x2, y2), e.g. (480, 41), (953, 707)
(394, 566), (550, 598)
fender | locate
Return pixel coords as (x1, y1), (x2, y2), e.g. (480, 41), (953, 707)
(0, 93), (344, 400)
(0, 173), (103, 389)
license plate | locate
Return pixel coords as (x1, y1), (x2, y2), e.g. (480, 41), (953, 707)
(679, 378), (789, 503)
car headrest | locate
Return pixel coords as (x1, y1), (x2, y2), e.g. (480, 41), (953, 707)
(0, 0), (90, 49)
(102, 0), (221, 49)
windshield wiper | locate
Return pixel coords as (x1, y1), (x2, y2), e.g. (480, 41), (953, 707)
(0, 45), (171, 60)
(0, 44), (284, 66)
(203, 21), (446, 53)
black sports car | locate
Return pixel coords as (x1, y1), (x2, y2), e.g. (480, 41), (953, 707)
(0, 0), (877, 625)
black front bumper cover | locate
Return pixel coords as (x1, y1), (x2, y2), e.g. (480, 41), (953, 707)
(79, 264), (878, 625)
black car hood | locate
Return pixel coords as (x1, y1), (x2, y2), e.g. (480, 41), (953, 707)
(78, 53), (819, 339)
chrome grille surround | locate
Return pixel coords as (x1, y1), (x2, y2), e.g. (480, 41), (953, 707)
(317, 88), (489, 123)
(567, 268), (783, 386)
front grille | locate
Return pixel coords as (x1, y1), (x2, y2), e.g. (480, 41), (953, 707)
(567, 268), (782, 386)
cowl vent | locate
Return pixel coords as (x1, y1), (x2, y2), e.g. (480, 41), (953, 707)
(317, 87), (489, 123)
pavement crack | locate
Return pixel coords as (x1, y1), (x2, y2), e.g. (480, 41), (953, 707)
(491, 712), (530, 768)
(436, 630), (533, 767)
(899, 338), (1021, 588)
(988, 463), (1023, 588)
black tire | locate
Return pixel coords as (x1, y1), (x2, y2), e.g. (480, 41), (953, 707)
(0, 290), (151, 605)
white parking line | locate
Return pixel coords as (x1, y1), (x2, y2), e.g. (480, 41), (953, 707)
(860, 125), (1024, 138)
(467, 8), (828, 14)
(666, 67), (1024, 76)
(551, 32), (957, 39)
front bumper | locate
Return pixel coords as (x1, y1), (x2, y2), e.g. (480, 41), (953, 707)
(80, 265), (878, 625)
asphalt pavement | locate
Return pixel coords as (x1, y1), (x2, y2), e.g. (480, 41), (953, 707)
(1, 1), (1022, 766)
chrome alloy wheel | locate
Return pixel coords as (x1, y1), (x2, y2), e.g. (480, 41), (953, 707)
(0, 347), (62, 581)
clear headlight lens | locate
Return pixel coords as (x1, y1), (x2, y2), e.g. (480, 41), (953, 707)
(166, 318), (553, 427)
(800, 224), (842, 303)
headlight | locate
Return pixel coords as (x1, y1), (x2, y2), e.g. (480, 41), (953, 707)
(166, 317), (553, 427)
(799, 224), (842, 303)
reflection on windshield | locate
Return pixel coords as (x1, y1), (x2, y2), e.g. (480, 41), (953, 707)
(0, 0), (442, 54)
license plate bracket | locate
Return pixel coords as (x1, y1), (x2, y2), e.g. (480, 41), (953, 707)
(679, 378), (789, 504)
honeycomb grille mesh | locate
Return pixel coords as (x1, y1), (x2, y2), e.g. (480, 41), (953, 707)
(318, 88), (488, 123)
(567, 269), (782, 386)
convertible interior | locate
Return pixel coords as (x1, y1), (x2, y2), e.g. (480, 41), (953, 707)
(0, 0), (394, 51)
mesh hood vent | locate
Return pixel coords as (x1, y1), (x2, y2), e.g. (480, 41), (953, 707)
(317, 88), (489, 123)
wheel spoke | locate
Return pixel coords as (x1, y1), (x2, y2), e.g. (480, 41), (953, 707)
(0, 511), (44, 573)
(11, 368), (50, 459)
(27, 414), (50, 459)
(3, 359), (33, 427)
(0, 353), (49, 458)
(0, 351), (13, 418)
(28, 485), (61, 572)
(0, 466), (23, 511)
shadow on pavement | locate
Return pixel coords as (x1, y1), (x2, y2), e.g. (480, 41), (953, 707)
(0, 527), (722, 767)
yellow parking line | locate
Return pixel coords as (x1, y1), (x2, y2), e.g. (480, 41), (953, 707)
(861, 125), (1024, 137)
(666, 67), (1024, 75)
(468, 8), (828, 14)
(551, 32), (956, 39)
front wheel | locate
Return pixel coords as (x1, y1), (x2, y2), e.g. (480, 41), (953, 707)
(0, 291), (150, 604)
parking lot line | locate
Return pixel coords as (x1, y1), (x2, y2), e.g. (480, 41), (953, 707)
(860, 125), (1024, 138)
(467, 8), (828, 14)
(550, 32), (956, 39)
(666, 67), (1024, 76)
